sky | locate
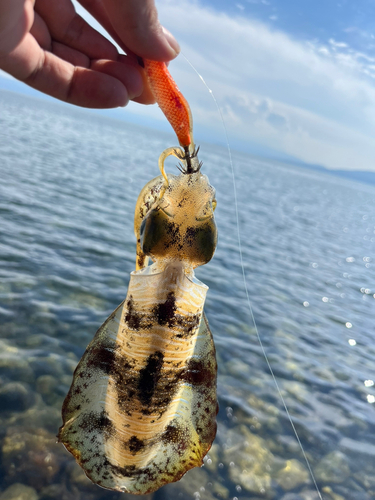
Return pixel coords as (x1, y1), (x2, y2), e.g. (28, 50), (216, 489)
(1, 0), (375, 171)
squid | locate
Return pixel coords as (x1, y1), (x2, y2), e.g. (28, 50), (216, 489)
(58, 59), (218, 495)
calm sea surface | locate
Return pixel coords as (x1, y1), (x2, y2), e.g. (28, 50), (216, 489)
(0, 90), (374, 500)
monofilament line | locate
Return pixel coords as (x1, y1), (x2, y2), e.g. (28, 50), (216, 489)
(182, 52), (324, 500)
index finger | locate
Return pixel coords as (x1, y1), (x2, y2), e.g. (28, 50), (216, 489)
(0, 32), (133, 108)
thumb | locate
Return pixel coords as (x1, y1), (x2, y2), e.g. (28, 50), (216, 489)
(101, 0), (180, 61)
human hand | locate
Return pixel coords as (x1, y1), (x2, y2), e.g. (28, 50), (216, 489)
(0, 0), (180, 108)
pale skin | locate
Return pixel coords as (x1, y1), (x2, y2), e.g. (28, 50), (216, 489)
(0, 0), (180, 108)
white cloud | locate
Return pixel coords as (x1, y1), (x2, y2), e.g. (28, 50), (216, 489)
(76, 0), (375, 171)
(153, 0), (375, 171)
(329, 38), (348, 49)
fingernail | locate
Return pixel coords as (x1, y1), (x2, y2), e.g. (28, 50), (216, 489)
(162, 26), (180, 57)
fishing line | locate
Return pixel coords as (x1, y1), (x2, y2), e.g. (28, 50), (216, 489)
(182, 52), (324, 500)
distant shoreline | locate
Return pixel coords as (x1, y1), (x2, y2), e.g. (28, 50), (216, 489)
(1, 83), (375, 187)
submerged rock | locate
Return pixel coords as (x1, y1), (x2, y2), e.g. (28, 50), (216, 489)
(38, 483), (83, 500)
(7, 407), (61, 434)
(38, 474), (126, 500)
(0, 342), (34, 383)
(65, 461), (103, 494)
(223, 425), (275, 498)
(280, 494), (305, 500)
(0, 382), (35, 412)
(0, 483), (39, 500)
(2, 427), (64, 489)
(315, 451), (350, 484)
(38, 484), (69, 500)
(203, 443), (220, 471)
(35, 375), (62, 406)
(275, 459), (310, 490)
(298, 491), (326, 500)
(36, 375), (58, 395)
(322, 486), (346, 500)
(225, 359), (251, 378)
(210, 481), (230, 499)
(161, 465), (226, 500)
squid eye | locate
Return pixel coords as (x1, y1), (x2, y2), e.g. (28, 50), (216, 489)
(187, 218), (217, 265)
(212, 199), (217, 211)
(140, 208), (170, 258)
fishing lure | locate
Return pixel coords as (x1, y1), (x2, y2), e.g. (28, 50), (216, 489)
(58, 59), (219, 494)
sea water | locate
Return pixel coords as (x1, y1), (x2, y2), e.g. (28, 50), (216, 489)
(0, 89), (374, 500)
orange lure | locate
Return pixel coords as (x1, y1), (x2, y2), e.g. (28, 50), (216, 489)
(143, 59), (193, 149)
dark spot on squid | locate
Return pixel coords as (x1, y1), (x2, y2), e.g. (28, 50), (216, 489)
(138, 351), (164, 406)
(165, 221), (181, 249)
(162, 422), (180, 443)
(184, 226), (197, 246)
(78, 410), (114, 439)
(177, 196), (187, 208)
(106, 459), (140, 478)
(152, 292), (176, 326)
(174, 313), (200, 338)
(162, 422), (190, 455)
(85, 340), (117, 375)
(125, 435), (145, 454)
(125, 295), (141, 330)
(181, 359), (215, 386)
(137, 254), (145, 269)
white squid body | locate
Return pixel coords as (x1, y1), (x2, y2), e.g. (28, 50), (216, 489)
(59, 167), (218, 494)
